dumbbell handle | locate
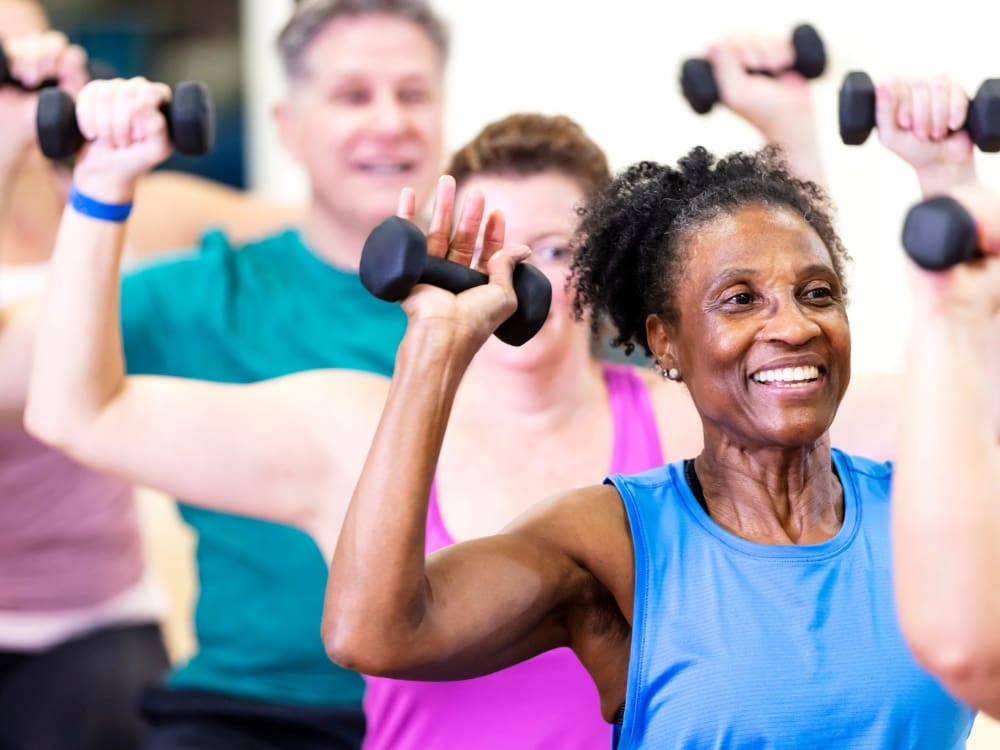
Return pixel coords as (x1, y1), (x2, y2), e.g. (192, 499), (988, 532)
(0, 48), (57, 92)
(902, 196), (981, 270)
(360, 216), (552, 346)
(36, 82), (215, 160)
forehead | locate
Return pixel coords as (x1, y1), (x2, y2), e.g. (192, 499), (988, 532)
(303, 14), (442, 84)
(683, 203), (834, 280)
(457, 172), (585, 238)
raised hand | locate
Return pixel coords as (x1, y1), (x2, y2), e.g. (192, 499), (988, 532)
(71, 77), (173, 203)
(874, 77), (976, 196)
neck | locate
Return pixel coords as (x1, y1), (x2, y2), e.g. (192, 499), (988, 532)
(454, 337), (603, 433)
(298, 201), (381, 270)
(694, 436), (842, 545)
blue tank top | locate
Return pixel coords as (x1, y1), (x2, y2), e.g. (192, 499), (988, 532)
(607, 450), (975, 749)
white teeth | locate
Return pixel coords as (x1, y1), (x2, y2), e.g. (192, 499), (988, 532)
(751, 366), (820, 384)
(359, 163), (410, 175)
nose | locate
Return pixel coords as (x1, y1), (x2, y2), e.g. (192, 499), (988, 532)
(369, 92), (408, 136)
(761, 295), (822, 346)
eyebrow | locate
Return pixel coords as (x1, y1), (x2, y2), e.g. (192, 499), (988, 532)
(711, 263), (836, 285)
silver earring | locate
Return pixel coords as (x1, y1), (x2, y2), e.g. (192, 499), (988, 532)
(666, 368), (681, 381)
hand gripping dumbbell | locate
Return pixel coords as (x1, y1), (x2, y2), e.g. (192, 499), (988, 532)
(901, 195), (985, 271)
(360, 216), (552, 347)
(839, 72), (1000, 152)
(0, 46), (58, 91)
(35, 81), (216, 160)
(680, 24), (826, 114)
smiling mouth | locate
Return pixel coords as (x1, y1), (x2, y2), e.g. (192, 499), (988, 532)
(354, 161), (415, 176)
(750, 365), (823, 387)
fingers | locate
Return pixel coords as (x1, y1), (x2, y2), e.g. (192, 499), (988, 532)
(484, 243), (532, 313)
(396, 187), (416, 221)
(447, 189), (484, 267)
(478, 209), (506, 268)
(711, 35), (793, 75)
(6, 31), (87, 90)
(878, 76), (969, 143)
(425, 175), (456, 259)
(76, 77), (170, 148)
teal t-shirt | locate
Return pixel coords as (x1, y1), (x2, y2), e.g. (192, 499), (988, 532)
(121, 228), (407, 707)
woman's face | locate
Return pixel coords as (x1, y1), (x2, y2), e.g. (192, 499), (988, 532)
(457, 170), (590, 369)
(652, 203), (851, 449)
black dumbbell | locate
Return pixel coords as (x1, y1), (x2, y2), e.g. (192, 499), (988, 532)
(35, 80), (216, 160)
(901, 195), (983, 270)
(680, 24), (826, 115)
(0, 47), (57, 91)
(840, 72), (1000, 152)
(360, 216), (552, 347)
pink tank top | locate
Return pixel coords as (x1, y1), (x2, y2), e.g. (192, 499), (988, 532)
(0, 423), (144, 612)
(363, 363), (663, 750)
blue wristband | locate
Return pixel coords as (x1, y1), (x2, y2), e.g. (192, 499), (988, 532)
(68, 183), (133, 223)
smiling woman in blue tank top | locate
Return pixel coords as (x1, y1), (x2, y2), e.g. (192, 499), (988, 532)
(317, 139), (987, 749)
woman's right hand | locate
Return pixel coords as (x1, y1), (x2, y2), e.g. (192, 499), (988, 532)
(394, 175), (531, 362)
(71, 77), (173, 204)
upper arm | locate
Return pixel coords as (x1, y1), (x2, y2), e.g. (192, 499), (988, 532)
(386, 484), (632, 682)
(128, 172), (303, 257)
(74, 369), (387, 540)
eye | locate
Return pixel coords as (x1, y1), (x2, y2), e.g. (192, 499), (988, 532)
(723, 291), (754, 306)
(534, 246), (571, 264)
(802, 283), (836, 304)
(331, 88), (370, 105)
(399, 88), (431, 104)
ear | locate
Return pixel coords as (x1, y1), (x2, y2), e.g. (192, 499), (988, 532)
(646, 312), (679, 370)
(273, 99), (302, 164)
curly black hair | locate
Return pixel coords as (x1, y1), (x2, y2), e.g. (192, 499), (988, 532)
(569, 145), (850, 357)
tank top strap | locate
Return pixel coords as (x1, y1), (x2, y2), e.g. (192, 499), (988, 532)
(602, 362), (664, 475)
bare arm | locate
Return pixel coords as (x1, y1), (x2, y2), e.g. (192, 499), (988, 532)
(24, 78), (380, 550)
(893, 182), (1000, 718)
(324, 180), (623, 695)
(128, 171), (303, 256)
(707, 35), (826, 188)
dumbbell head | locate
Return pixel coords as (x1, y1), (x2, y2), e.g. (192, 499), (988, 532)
(839, 71), (875, 145)
(968, 79), (1000, 153)
(169, 81), (216, 156)
(679, 59), (718, 115)
(36, 88), (83, 159)
(360, 216), (552, 346)
(790, 24), (826, 79)
(902, 196), (980, 271)
(360, 217), (428, 301)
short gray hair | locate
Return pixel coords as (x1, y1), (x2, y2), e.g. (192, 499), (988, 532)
(277, 0), (450, 80)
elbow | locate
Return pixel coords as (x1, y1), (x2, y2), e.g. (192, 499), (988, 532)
(907, 632), (1000, 710)
(23, 399), (77, 451)
(321, 609), (414, 677)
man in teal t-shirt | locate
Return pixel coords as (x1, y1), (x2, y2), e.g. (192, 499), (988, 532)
(121, 2), (449, 748)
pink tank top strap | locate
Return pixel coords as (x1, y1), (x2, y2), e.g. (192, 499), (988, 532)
(602, 362), (664, 474)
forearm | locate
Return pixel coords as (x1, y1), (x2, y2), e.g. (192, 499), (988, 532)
(762, 117), (827, 190)
(24, 205), (129, 445)
(894, 313), (1000, 710)
(324, 323), (473, 672)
